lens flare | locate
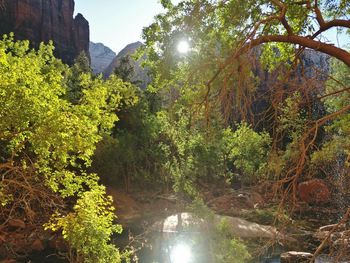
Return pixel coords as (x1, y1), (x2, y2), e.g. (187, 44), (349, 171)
(170, 243), (192, 263)
(177, 40), (190, 54)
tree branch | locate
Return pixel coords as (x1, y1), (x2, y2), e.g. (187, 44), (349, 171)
(242, 35), (350, 67)
(270, 0), (294, 35)
(312, 0), (350, 38)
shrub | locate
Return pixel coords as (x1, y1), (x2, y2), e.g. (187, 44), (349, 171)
(223, 123), (271, 183)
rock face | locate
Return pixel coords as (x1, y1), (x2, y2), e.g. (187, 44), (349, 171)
(0, 0), (89, 65)
(298, 179), (331, 204)
(89, 42), (116, 74)
(103, 41), (150, 89)
(300, 49), (330, 78)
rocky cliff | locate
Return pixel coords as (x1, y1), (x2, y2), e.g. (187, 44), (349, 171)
(89, 42), (116, 74)
(104, 41), (150, 89)
(0, 0), (89, 65)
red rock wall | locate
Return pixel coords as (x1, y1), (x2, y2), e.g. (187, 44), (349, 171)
(0, 0), (89, 65)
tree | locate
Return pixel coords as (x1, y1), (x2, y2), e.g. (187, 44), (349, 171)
(114, 55), (135, 83)
(146, 1), (350, 68)
(142, 1), (350, 118)
(141, 0), (350, 204)
(0, 35), (134, 262)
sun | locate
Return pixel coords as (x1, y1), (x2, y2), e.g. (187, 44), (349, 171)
(177, 40), (190, 54)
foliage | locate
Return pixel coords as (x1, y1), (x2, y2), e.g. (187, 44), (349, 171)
(114, 55), (135, 83)
(143, 0), (350, 70)
(243, 206), (290, 225)
(65, 51), (92, 104)
(188, 200), (251, 263)
(213, 218), (251, 263)
(223, 123), (271, 182)
(155, 104), (229, 196)
(45, 186), (124, 263)
(278, 92), (307, 141)
(0, 35), (135, 261)
(311, 59), (350, 168)
(92, 89), (163, 190)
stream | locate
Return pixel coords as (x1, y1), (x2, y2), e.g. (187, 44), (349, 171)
(119, 213), (341, 263)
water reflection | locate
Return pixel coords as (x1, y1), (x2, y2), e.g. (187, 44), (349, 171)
(132, 213), (340, 263)
(170, 243), (192, 263)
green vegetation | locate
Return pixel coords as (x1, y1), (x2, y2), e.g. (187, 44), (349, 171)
(214, 218), (251, 263)
(223, 123), (271, 183)
(0, 34), (135, 262)
(2, 0), (350, 262)
(45, 186), (123, 263)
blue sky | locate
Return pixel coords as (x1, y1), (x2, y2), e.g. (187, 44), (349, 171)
(74, 0), (167, 53)
(74, 1), (349, 54)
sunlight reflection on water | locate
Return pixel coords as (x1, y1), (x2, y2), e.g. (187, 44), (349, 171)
(170, 243), (192, 263)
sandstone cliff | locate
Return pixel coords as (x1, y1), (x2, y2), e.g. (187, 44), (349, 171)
(0, 0), (89, 65)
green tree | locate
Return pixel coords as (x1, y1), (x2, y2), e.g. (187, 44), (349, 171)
(311, 59), (350, 168)
(66, 51), (92, 104)
(223, 123), (271, 183)
(0, 35), (134, 262)
(114, 55), (135, 83)
(92, 88), (163, 191)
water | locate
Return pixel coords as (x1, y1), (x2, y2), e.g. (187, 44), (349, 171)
(129, 213), (342, 263)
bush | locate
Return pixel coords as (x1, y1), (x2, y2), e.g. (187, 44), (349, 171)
(0, 35), (131, 262)
(223, 122), (271, 183)
(45, 186), (125, 263)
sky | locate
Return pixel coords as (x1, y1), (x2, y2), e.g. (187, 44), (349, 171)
(74, 0), (167, 54)
(74, 1), (349, 55)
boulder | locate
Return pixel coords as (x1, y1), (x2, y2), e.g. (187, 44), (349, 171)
(298, 179), (331, 204)
(151, 212), (293, 243)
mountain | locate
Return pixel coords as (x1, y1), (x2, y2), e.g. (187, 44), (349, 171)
(0, 0), (89, 65)
(89, 42), (116, 74)
(103, 41), (150, 89)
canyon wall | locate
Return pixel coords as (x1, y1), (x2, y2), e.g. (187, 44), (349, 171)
(0, 0), (89, 65)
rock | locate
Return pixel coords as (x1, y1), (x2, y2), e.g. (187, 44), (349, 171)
(103, 42), (151, 89)
(207, 191), (264, 216)
(333, 237), (350, 248)
(8, 219), (25, 229)
(31, 239), (45, 251)
(298, 179), (331, 204)
(89, 42), (116, 74)
(314, 225), (350, 251)
(106, 187), (142, 224)
(151, 212), (294, 243)
(213, 215), (283, 240)
(280, 251), (313, 263)
(0, 0), (89, 65)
